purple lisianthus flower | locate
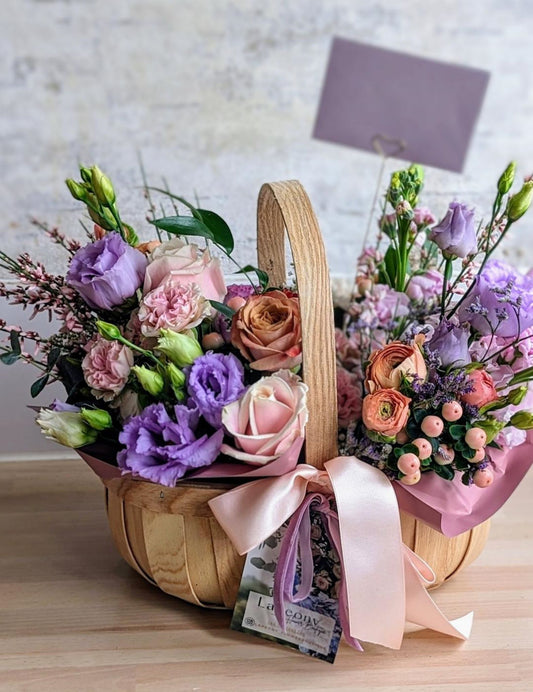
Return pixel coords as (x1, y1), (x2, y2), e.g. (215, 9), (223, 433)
(458, 259), (533, 338)
(429, 202), (477, 258)
(427, 319), (472, 367)
(186, 352), (246, 427)
(66, 232), (147, 310)
(117, 402), (223, 486)
(406, 269), (443, 303)
(212, 283), (257, 342)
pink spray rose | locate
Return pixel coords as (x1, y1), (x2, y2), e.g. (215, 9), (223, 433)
(406, 269), (444, 302)
(143, 238), (226, 302)
(462, 369), (499, 408)
(82, 335), (134, 401)
(221, 370), (308, 465)
(138, 279), (210, 337)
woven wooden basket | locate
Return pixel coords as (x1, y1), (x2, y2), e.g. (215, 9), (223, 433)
(101, 180), (490, 609)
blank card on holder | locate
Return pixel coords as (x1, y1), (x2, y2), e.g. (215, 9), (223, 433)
(313, 37), (490, 172)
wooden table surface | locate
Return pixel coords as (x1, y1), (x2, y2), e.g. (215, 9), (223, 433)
(0, 458), (531, 692)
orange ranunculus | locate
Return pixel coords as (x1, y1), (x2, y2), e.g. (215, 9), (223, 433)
(230, 290), (302, 371)
(365, 336), (427, 393)
(362, 389), (412, 438)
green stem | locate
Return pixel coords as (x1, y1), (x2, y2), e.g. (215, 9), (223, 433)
(441, 257), (454, 318)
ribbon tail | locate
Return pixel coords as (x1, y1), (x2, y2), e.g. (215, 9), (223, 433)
(403, 547), (473, 640)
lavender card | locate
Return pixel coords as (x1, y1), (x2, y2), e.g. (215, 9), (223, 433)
(313, 37), (490, 172)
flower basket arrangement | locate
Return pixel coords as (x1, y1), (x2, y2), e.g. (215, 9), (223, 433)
(1, 163), (532, 654)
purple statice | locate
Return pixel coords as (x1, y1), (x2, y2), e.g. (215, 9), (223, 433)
(66, 232), (147, 311)
(427, 319), (471, 367)
(186, 352), (246, 427)
(410, 366), (474, 409)
(117, 401), (223, 486)
(458, 259), (533, 338)
(429, 202), (477, 258)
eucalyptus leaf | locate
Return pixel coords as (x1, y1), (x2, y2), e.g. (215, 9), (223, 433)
(47, 347), (61, 370)
(434, 464), (454, 481)
(0, 351), (20, 365)
(30, 374), (49, 398)
(9, 331), (21, 355)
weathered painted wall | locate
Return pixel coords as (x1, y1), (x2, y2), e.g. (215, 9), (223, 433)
(2, 0), (533, 455)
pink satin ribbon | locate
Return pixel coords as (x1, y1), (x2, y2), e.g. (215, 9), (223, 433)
(209, 456), (473, 650)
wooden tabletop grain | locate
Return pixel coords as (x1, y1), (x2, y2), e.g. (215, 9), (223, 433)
(0, 458), (531, 692)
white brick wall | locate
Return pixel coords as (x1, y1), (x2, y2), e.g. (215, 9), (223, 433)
(2, 0), (533, 454)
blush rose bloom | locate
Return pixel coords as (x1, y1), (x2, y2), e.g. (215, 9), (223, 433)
(143, 238), (226, 302)
(220, 370), (308, 465)
(365, 337), (427, 394)
(462, 369), (499, 407)
(362, 389), (412, 438)
(230, 290), (302, 371)
(138, 279), (211, 337)
(82, 335), (134, 401)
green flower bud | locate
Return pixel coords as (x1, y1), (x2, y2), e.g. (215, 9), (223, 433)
(123, 223), (139, 247)
(80, 407), (113, 431)
(96, 321), (122, 341)
(507, 181), (533, 222)
(474, 417), (506, 443)
(132, 366), (164, 396)
(36, 409), (97, 448)
(498, 161), (516, 195)
(166, 363), (186, 401)
(510, 411), (533, 430)
(79, 166), (92, 183)
(408, 163), (424, 184)
(88, 203), (117, 231)
(157, 329), (203, 367)
(507, 386), (528, 406)
(65, 178), (87, 201)
(91, 165), (116, 207)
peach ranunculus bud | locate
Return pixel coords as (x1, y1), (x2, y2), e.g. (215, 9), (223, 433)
(461, 369), (499, 408)
(365, 336), (427, 393)
(362, 389), (412, 438)
(143, 238), (226, 303)
(220, 369), (308, 465)
(230, 290), (302, 371)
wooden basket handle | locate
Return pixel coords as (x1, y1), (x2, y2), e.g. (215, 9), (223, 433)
(256, 180), (338, 469)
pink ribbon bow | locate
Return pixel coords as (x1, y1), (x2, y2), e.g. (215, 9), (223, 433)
(209, 456), (473, 650)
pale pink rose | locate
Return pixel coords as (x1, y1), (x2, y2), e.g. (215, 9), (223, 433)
(138, 279), (210, 337)
(220, 370), (308, 465)
(337, 367), (362, 427)
(82, 336), (133, 401)
(143, 238), (226, 302)
(406, 269), (444, 303)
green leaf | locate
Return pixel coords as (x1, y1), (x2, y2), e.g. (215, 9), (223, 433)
(235, 265), (269, 290)
(449, 424), (466, 440)
(9, 331), (21, 355)
(0, 351), (20, 365)
(30, 374), (49, 398)
(196, 209), (234, 254)
(461, 471), (472, 486)
(150, 216), (215, 242)
(209, 300), (235, 319)
(434, 464), (455, 481)
(47, 347), (61, 370)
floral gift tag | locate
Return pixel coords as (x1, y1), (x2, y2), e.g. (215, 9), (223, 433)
(230, 512), (343, 663)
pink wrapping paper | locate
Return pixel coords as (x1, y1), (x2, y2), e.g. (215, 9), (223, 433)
(394, 431), (533, 536)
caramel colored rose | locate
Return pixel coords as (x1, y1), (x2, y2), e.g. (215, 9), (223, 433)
(365, 336), (427, 393)
(362, 389), (412, 438)
(230, 290), (302, 371)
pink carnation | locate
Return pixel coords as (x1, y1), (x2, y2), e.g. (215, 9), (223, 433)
(82, 336), (133, 401)
(337, 367), (362, 427)
(138, 280), (210, 337)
